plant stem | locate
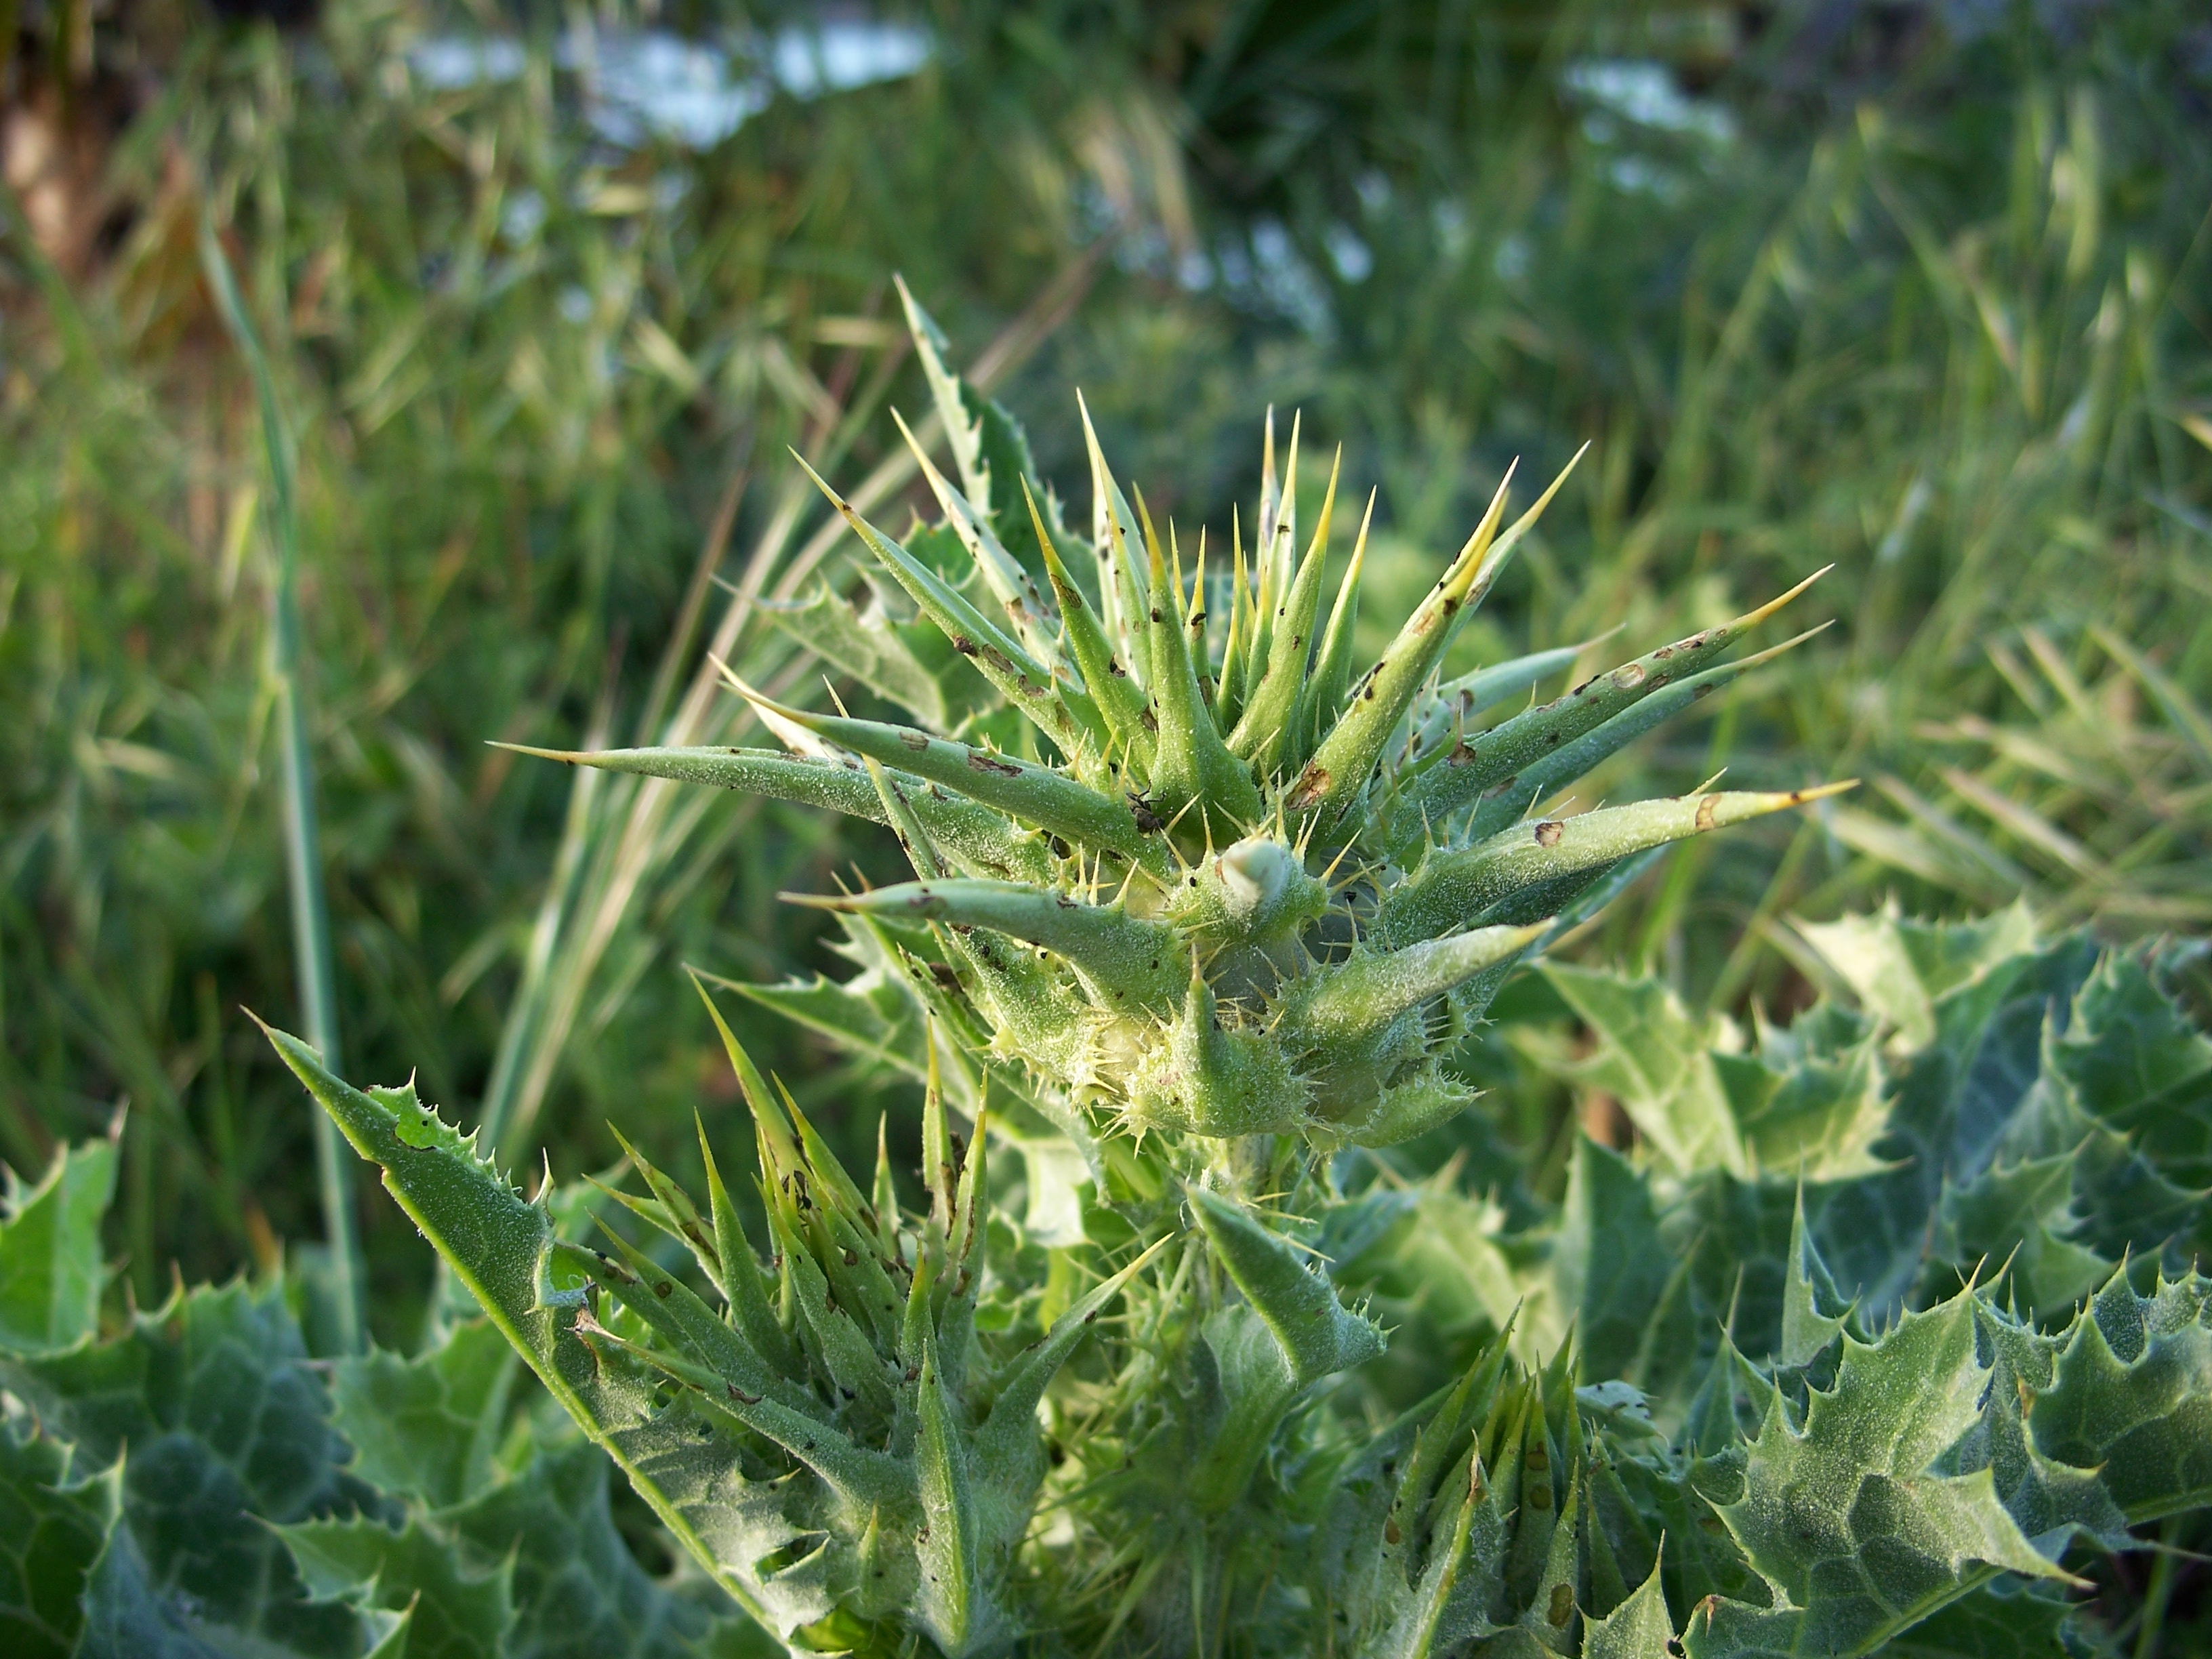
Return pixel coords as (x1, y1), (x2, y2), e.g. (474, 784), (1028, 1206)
(2133, 1516), (2183, 1659)
(199, 213), (365, 1353)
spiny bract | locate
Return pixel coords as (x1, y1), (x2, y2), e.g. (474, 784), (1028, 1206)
(526, 282), (1841, 1155)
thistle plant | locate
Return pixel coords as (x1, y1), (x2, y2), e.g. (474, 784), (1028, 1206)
(232, 296), (2212, 1659)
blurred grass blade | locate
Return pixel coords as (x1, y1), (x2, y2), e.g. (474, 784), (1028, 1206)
(198, 211), (365, 1353)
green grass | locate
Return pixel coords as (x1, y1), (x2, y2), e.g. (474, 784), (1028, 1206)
(2, 0), (2207, 1343)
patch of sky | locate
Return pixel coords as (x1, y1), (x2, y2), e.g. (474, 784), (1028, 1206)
(410, 35), (525, 91)
(1432, 200), (1470, 262)
(580, 28), (772, 150)
(406, 16), (933, 151)
(1561, 60), (1736, 145)
(1493, 232), (1530, 283)
(771, 22), (931, 98)
(501, 190), (547, 244)
(1323, 222), (1372, 283)
(1246, 219), (1334, 337)
(1605, 155), (1683, 199)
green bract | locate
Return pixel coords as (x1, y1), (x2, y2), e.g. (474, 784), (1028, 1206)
(221, 299), (2210, 1658)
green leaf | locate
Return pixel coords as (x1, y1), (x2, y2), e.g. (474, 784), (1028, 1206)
(442, 1437), (737, 1659)
(1940, 1155), (2112, 1324)
(1554, 1137), (1682, 1387)
(1798, 902), (2040, 1051)
(1542, 966), (1747, 1179)
(7, 1277), (367, 1658)
(1583, 1552), (1675, 1659)
(2028, 1270), (2212, 1524)
(1715, 1287), (2065, 1657)
(73, 1515), (235, 1658)
(262, 1025), (836, 1647)
(1948, 1306), (2125, 1557)
(281, 1515), (514, 1659)
(1777, 1191), (1851, 1370)
(0, 1406), (120, 1659)
(330, 1322), (516, 1512)
(1715, 1013), (1889, 1182)
(1877, 1578), (2077, 1658)
(1188, 1187), (1385, 1387)
(0, 1136), (116, 1357)
(2048, 950), (2212, 1195)
(762, 581), (991, 733)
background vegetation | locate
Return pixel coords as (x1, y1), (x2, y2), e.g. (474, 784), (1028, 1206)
(5, 0), (2209, 1498)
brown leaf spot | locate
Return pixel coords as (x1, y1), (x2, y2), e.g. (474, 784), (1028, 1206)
(1612, 662), (1646, 689)
(1286, 764), (1330, 811)
(967, 750), (1023, 777)
(1695, 794), (1719, 831)
(1534, 820), (1564, 846)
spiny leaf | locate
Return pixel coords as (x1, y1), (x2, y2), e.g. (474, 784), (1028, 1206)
(280, 1515), (514, 1659)
(0, 1135), (116, 1357)
(1303, 487), (1374, 754)
(1144, 514), (1263, 834)
(1385, 785), (1853, 947)
(2029, 1269), (2212, 1524)
(495, 742), (1054, 884)
(1228, 448), (1340, 773)
(912, 1340), (991, 1658)
(1582, 1550), (1676, 1659)
(7, 1273), (365, 1658)
(794, 878), (1181, 1016)
(1027, 476), (1155, 777)
(329, 1320), (516, 1511)
(1540, 966), (1749, 1179)
(1284, 461), (1518, 826)
(1714, 1287), (2066, 1657)
(761, 580), (994, 732)
(1188, 1187), (1385, 1386)
(1457, 625), (1830, 847)
(792, 453), (1086, 752)
(893, 407), (1059, 669)
(1399, 637), (1610, 771)
(261, 1025), (806, 1641)
(1778, 1191), (1851, 1368)
(1797, 901), (2041, 1050)
(1554, 1138), (1681, 1388)
(1404, 567), (1827, 838)
(723, 678), (1160, 873)
(1293, 923), (1549, 1047)
(0, 1408), (120, 1659)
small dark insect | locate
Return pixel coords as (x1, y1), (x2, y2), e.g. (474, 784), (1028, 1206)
(1128, 791), (1166, 834)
